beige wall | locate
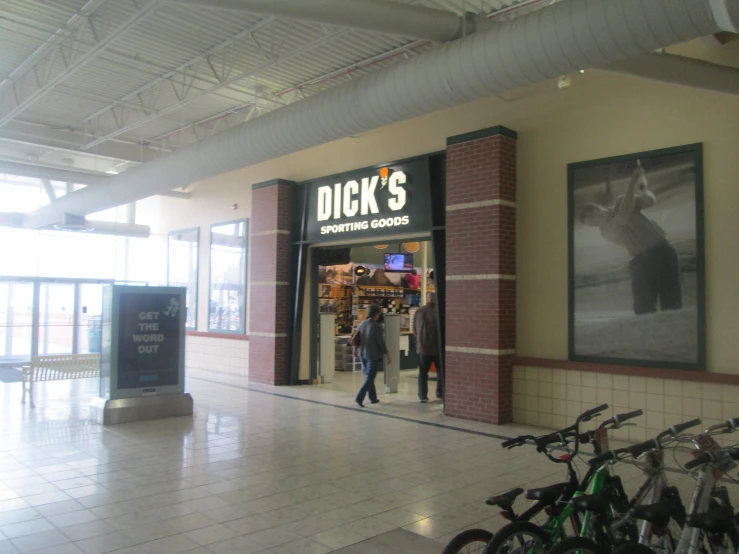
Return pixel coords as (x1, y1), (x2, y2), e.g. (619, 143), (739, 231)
(516, 74), (739, 373)
(160, 40), (739, 391)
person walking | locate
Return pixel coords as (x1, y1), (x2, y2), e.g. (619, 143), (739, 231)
(580, 160), (682, 315)
(353, 304), (390, 408)
(413, 293), (442, 403)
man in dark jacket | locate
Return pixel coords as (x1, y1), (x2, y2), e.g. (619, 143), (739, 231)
(413, 293), (442, 402)
(353, 304), (390, 408)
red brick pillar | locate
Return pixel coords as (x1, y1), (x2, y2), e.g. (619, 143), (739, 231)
(248, 179), (295, 386)
(444, 127), (517, 424)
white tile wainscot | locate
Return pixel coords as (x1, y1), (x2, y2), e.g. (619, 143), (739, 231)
(186, 333), (249, 385)
(513, 365), (739, 445)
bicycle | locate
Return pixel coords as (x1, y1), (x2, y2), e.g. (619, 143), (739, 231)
(482, 405), (644, 554)
(548, 418), (702, 554)
(657, 418), (739, 554)
(442, 405), (638, 554)
(564, 417), (739, 554)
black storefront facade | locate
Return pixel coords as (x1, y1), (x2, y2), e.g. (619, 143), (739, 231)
(287, 152), (447, 385)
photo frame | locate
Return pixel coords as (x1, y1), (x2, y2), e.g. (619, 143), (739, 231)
(568, 144), (705, 370)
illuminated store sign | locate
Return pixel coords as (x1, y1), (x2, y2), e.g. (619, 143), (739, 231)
(304, 159), (431, 242)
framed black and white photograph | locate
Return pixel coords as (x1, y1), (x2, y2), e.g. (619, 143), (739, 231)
(568, 144), (705, 369)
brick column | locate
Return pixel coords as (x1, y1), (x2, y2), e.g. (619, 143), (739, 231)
(248, 179), (295, 386)
(444, 126), (517, 424)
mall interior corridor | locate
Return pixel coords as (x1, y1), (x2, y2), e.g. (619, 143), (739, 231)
(0, 372), (717, 554)
(2, 0), (739, 552)
(0, 374), (525, 554)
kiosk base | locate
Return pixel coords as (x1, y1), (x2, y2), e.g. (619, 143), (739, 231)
(89, 393), (193, 425)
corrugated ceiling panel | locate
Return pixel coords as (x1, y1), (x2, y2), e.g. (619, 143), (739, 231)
(0, 0), (554, 153)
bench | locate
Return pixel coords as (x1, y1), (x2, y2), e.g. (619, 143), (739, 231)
(22, 354), (100, 407)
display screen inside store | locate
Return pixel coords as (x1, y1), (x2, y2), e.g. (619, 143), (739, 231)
(384, 253), (413, 272)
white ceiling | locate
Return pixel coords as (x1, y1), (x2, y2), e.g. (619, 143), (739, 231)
(0, 0), (552, 176)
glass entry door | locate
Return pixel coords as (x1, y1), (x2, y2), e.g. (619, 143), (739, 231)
(39, 283), (75, 355)
(78, 284), (104, 354)
(0, 281), (34, 366)
(0, 278), (111, 366)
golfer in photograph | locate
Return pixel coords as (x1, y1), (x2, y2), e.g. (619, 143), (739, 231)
(580, 161), (682, 315)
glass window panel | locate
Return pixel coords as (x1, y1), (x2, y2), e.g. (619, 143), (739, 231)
(38, 283), (74, 355)
(168, 228), (199, 329)
(209, 220), (248, 334)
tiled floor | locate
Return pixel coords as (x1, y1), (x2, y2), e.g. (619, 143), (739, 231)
(0, 369), (736, 554)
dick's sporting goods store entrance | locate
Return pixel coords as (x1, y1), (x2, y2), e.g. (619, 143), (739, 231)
(287, 152), (447, 404)
(248, 126), (518, 424)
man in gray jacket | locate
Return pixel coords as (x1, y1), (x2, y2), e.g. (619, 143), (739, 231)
(413, 293), (442, 403)
(353, 304), (391, 408)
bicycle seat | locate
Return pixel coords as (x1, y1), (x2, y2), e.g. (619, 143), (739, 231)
(631, 501), (671, 528)
(486, 488), (524, 509)
(525, 482), (570, 505)
(686, 507), (734, 534)
(570, 487), (612, 515)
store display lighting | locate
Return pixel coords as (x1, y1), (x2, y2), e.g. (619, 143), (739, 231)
(354, 266), (368, 276)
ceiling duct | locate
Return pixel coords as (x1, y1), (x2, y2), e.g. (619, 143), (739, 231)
(599, 51), (739, 96)
(25, 0), (739, 229)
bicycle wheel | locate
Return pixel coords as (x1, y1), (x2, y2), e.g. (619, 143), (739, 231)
(612, 544), (656, 554)
(548, 537), (609, 554)
(483, 521), (549, 554)
(443, 529), (495, 554)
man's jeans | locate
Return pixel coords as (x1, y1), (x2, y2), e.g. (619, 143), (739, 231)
(356, 357), (382, 404)
(418, 354), (443, 400)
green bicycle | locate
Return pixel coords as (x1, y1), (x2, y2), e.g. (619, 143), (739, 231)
(483, 404), (639, 554)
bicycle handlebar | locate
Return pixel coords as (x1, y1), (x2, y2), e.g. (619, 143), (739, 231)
(707, 418), (739, 435)
(501, 405), (610, 460)
(600, 409), (643, 430)
(502, 435), (535, 449)
(536, 428), (577, 452)
(629, 439), (660, 459)
(685, 451), (713, 471)
(580, 403), (609, 423)
(657, 418), (702, 440)
(588, 446), (632, 467)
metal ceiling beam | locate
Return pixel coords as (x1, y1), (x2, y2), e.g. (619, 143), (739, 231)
(0, 121), (169, 163)
(146, 104), (258, 149)
(0, 0), (160, 130)
(98, 49), (286, 107)
(80, 17), (278, 127)
(0, 0), (110, 90)
(275, 40), (428, 97)
(168, 0), (492, 42)
(0, 160), (111, 186)
(0, 160), (189, 202)
(82, 25), (353, 149)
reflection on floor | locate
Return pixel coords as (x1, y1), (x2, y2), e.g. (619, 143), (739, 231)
(318, 368), (443, 406)
(0, 369), (731, 554)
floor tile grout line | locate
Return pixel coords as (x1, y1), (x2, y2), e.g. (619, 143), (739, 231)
(189, 376), (514, 441)
(188, 376), (718, 481)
